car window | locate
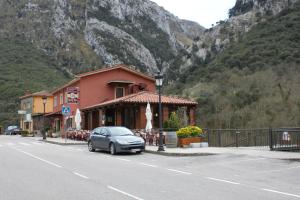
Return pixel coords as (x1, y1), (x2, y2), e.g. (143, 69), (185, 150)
(93, 128), (101, 135)
(109, 127), (134, 136)
(101, 128), (109, 136)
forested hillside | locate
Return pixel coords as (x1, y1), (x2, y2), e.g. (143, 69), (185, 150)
(0, 38), (70, 125)
(168, 1), (300, 128)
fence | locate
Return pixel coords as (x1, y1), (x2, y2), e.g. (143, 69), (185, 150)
(270, 128), (300, 151)
(206, 128), (300, 151)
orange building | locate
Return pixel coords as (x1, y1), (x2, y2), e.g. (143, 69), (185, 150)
(46, 64), (197, 136)
(19, 91), (53, 133)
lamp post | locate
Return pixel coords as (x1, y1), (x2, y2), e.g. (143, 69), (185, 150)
(42, 96), (47, 140)
(155, 72), (164, 151)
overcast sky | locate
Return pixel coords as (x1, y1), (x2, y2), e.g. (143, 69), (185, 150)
(150, 0), (236, 28)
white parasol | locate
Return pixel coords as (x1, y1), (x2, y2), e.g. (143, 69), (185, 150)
(75, 108), (82, 130)
(145, 102), (152, 132)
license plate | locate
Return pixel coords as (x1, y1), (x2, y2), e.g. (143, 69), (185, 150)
(131, 149), (140, 152)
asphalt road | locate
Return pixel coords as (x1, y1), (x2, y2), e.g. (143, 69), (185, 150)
(0, 135), (299, 200)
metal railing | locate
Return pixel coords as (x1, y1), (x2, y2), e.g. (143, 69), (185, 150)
(205, 128), (300, 151)
(270, 128), (300, 151)
(206, 128), (270, 148)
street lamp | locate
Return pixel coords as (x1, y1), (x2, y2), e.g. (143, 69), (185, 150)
(155, 72), (164, 151)
(42, 96), (47, 140)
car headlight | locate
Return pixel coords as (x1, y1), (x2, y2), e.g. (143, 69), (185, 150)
(116, 139), (129, 145)
(139, 138), (145, 144)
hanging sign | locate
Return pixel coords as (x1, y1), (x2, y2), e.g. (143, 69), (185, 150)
(67, 87), (79, 104)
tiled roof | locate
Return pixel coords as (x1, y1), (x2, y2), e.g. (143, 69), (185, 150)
(76, 64), (155, 81)
(20, 90), (52, 99)
(44, 111), (62, 116)
(51, 78), (80, 94)
(82, 91), (197, 110)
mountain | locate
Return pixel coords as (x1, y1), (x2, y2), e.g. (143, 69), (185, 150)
(0, 0), (204, 126)
(169, 0), (300, 128)
(0, 0), (299, 128)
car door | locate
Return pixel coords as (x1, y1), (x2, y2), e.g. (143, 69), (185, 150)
(91, 128), (102, 148)
(100, 128), (111, 150)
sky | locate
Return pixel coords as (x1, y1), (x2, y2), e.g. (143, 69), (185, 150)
(150, 0), (237, 28)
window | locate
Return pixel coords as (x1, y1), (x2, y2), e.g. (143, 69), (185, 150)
(54, 96), (57, 107)
(115, 87), (124, 98)
(60, 93), (63, 105)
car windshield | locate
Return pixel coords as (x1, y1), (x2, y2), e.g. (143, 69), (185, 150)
(109, 127), (134, 136)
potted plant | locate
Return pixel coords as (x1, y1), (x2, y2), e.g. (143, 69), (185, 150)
(176, 126), (204, 147)
(163, 112), (181, 148)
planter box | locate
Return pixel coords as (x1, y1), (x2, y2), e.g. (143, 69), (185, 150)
(178, 137), (204, 147)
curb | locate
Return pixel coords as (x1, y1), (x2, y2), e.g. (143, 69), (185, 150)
(42, 140), (87, 146)
(145, 150), (216, 157)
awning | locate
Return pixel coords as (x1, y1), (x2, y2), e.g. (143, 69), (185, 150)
(45, 111), (62, 117)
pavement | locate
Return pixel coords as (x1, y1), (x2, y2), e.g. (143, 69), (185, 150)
(42, 136), (300, 160)
(43, 137), (87, 145)
(1, 135), (300, 200)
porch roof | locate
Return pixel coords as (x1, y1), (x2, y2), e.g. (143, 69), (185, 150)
(44, 111), (62, 117)
(82, 91), (197, 111)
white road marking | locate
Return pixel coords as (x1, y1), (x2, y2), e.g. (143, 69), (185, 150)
(139, 163), (158, 168)
(262, 188), (300, 198)
(116, 158), (131, 162)
(31, 142), (43, 146)
(166, 168), (192, 175)
(108, 185), (144, 200)
(73, 172), (89, 179)
(6, 142), (15, 146)
(0, 144), (3, 147)
(19, 142), (30, 146)
(12, 147), (62, 168)
(206, 177), (240, 185)
(75, 149), (84, 152)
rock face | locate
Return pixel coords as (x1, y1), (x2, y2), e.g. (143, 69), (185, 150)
(0, 0), (204, 75)
(186, 0), (298, 68)
(0, 0), (298, 77)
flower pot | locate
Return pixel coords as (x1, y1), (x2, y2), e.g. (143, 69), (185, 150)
(178, 137), (204, 147)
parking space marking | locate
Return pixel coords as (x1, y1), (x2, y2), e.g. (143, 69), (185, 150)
(19, 142), (30, 146)
(12, 147), (63, 168)
(73, 172), (89, 179)
(166, 168), (192, 175)
(262, 188), (300, 198)
(108, 185), (144, 200)
(206, 177), (240, 185)
(139, 163), (158, 168)
(6, 142), (15, 146)
(116, 158), (131, 162)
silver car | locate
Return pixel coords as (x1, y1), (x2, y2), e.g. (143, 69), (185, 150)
(88, 126), (145, 155)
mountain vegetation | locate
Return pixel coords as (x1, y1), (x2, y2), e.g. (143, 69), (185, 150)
(0, 0), (299, 129)
(167, 0), (300, 128)
(0, 37), (70, 125)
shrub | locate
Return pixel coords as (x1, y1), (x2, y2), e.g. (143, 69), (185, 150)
(176, 126), (203, 138)
(20, 131), (29, 137)
(163, 112), (181, 130)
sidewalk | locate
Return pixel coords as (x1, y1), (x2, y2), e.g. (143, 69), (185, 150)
(145, 146), (300, 160)
(39, 137), (300, 160)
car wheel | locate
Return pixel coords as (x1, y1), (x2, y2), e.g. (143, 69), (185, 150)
(110, 143), (116, 155)
(136, 151), (142, 154)
(88, 141), (95, 152)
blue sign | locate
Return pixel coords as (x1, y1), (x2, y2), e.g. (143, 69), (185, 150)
(62, 106), (71, 116)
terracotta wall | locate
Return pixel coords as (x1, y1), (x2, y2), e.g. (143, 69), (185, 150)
(53, 82), (80, 115)
(79, 68), (155, 109)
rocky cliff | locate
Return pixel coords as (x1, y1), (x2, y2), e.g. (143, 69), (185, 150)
(0, 0), (204, 75)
